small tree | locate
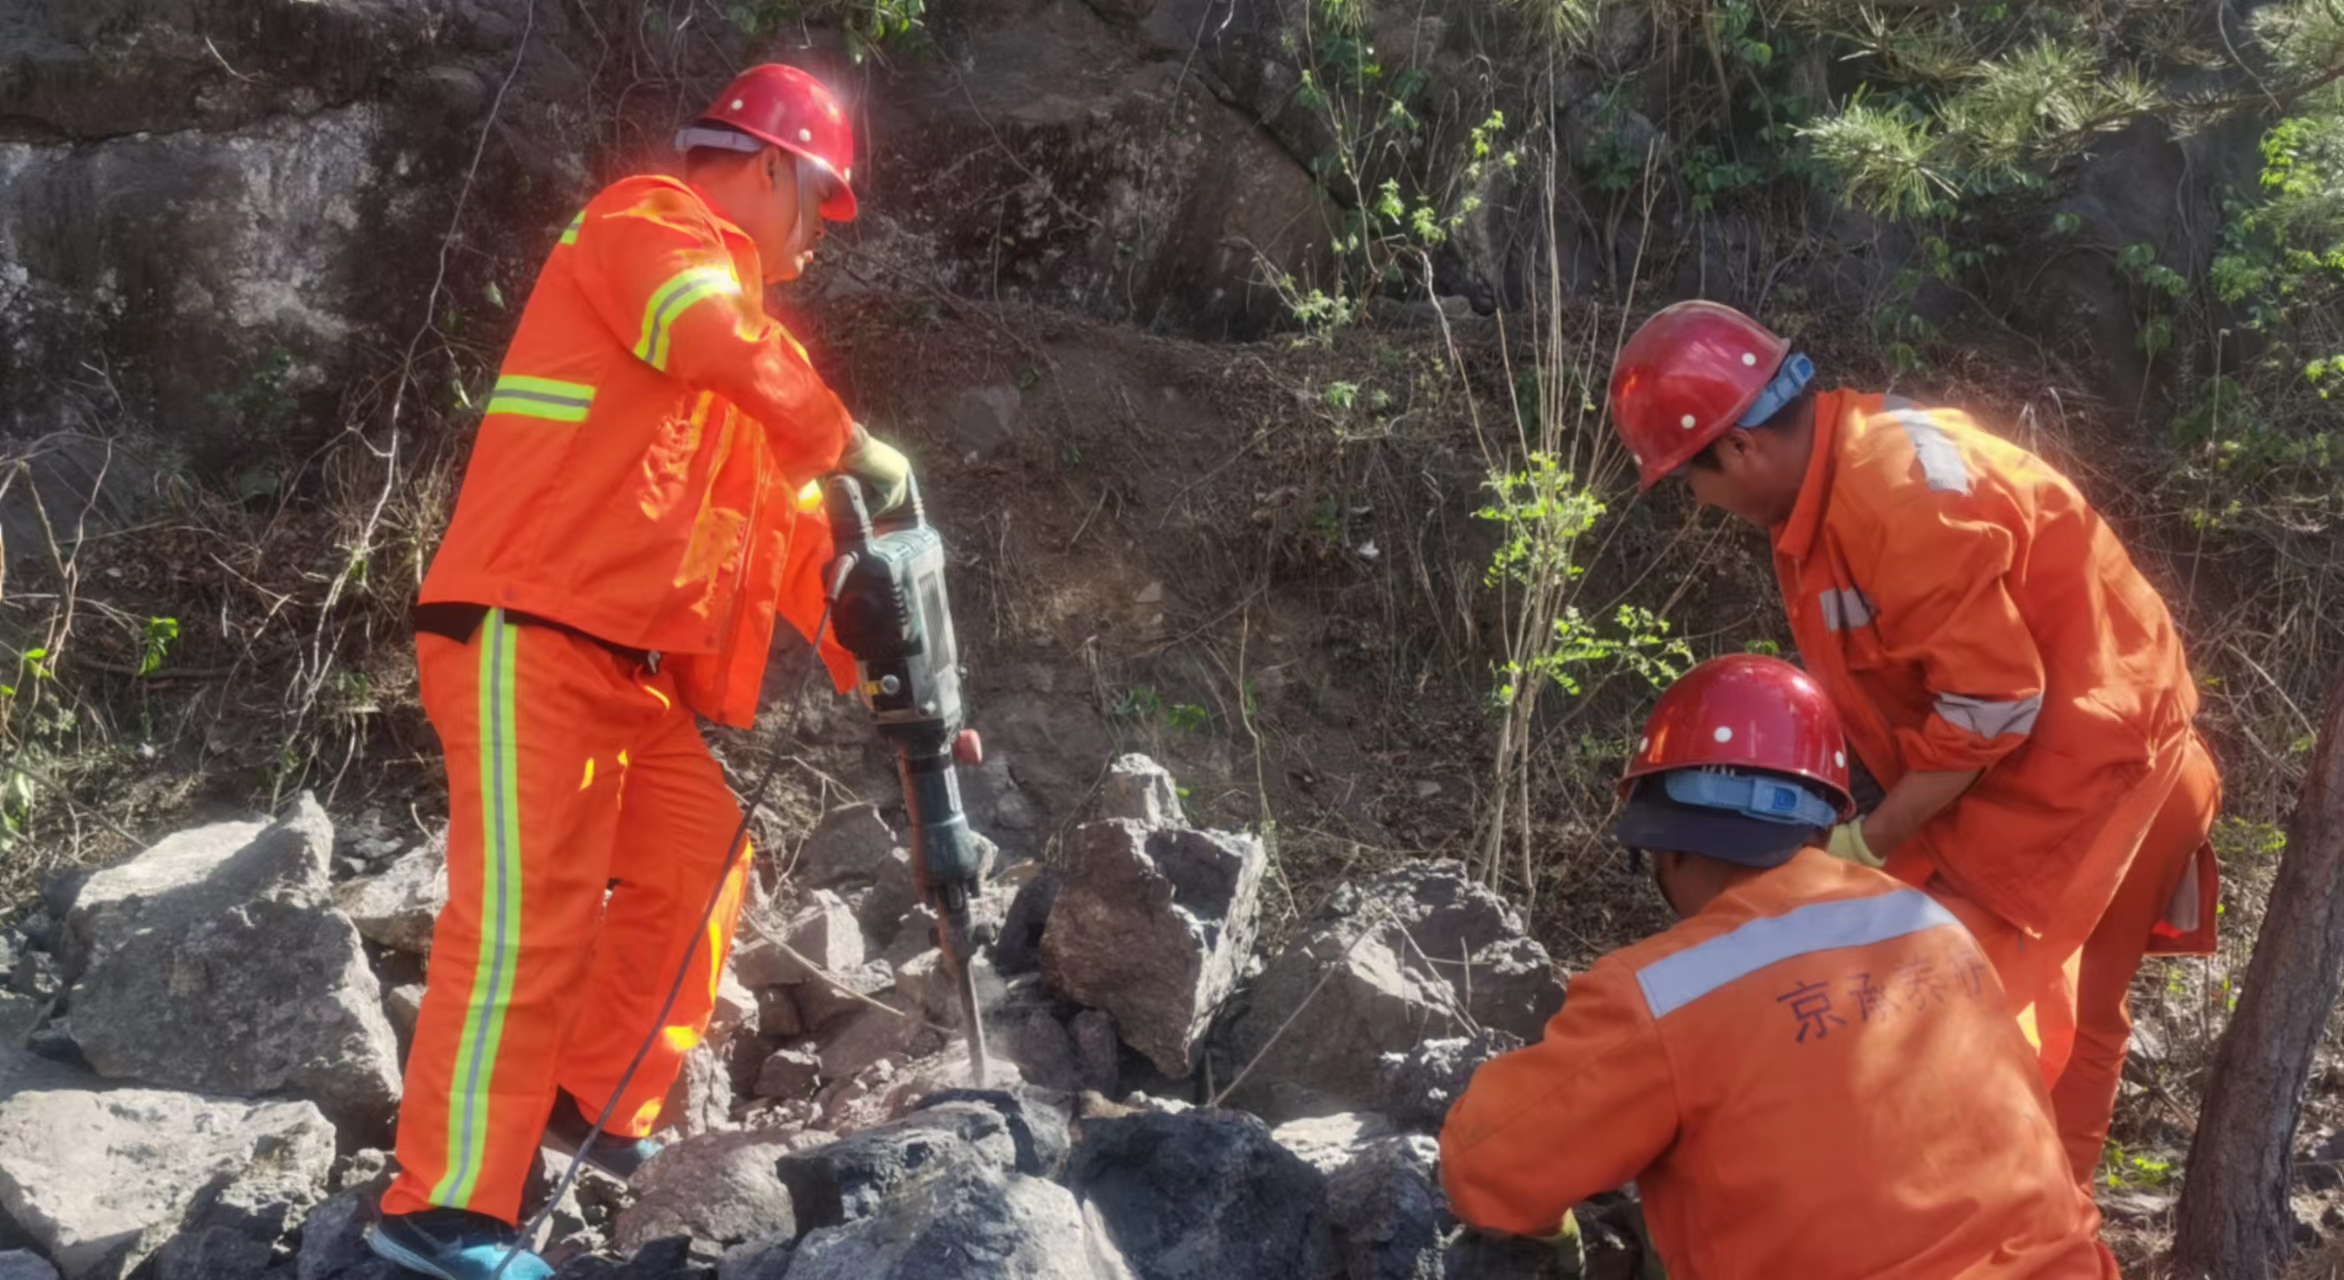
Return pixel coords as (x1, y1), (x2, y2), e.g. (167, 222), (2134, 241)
(2172, 670), (2344, 1278)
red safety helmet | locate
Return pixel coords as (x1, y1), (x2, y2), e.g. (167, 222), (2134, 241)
(684, 64), (859, 221)
(1619, 653), (1855, 820)
(1608, 301), (1789, 490)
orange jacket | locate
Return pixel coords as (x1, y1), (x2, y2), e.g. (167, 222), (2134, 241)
(1771, 391), (2214, 949)
(1441, 850), (2118, 1280)
(419, 174), (856, 725)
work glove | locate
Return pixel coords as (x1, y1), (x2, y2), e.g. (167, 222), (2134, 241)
(1827, 820), (1884, 869)
(842, 423), (911, 515)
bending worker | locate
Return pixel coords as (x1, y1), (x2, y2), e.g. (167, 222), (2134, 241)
(1607, 300), (2221, 1181)
(1441, 654), (2120, 1278)
(368, 64), (910, 1280)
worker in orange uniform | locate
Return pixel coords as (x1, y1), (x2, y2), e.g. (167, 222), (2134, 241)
(367, 64), (907, 1280)
(1442, 654), (2122, 1278)
(1606, 300), (2222, 1184)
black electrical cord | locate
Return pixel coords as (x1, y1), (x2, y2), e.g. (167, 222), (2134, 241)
(490, 565), (850, 1278)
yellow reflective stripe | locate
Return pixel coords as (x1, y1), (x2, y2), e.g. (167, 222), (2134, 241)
(484, 375), (596, 424)
(633, 265), (741, 371)
(558, 211), (585, 246)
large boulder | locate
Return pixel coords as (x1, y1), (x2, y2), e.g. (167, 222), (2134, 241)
(61, 797), (401, 1133)
(1040, 819), (1265, 1077)
(1324, 1136), (1446, 1280)
(0, 1254), (59, 1280)
(1067, 1108), (1331, 1280)
(1095, 755), (1185, 830)
(1222, 862), (1559, 1116)
(614, 1128), (836, 1254)
(791, 806), (899, 892)
(786, 1164), (1107, 1280)
(1370, 1033), (1522, 1131)
(333, 835), (447, 955)
(0, 1086), (334, 1280)
(774, 1102), (1023, 1236)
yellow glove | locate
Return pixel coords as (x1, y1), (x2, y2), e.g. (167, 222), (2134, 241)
(1827, 820), (1883, 868)
(842, 424), (911, 514)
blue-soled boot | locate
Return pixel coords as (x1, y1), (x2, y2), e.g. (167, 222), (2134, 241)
(365, 1206), (554, 1280)
(539, 1089), (662, 1181)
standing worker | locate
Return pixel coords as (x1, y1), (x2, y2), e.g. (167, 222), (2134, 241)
(368, 64), (912, 1280)
(1442, 654), (2121, 1278)
(1606, 300), (2221, 1182)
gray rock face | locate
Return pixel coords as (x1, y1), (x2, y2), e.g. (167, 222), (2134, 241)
(1325, 1136), (1445, 1280)
(0, 1087), (334, 1280)
(815, 1005), (934, 1082)
(61, 798), (400, 1133)
(1040, 820), (1265, 1077)
(774, 1102), (1021, 1235)
(1371, 1032), (1521, 1130)
(1068, 1109), (1331, 1280)
(0, 1252), (60, 1280)
(333, 836), (447, 955)
(0, 991), (44, 1045)
(656, 1043), (737, 1141)
(1096, 755), (1185, 830)
(991, 870), (1062, 976)
(754, 1049), (821, 1100)
(913, 1090), (1073, 1181)
(150, 1227), (274, 1280)
(614, 1128), (833, 1254)
(1224, 862), (1558, 1116)
(714, 1235), (796, 1280)
(793, 807), (898, 892)
(787, 1164), (1098, 1280)
(1070, 1010), (1121, 1095)
(1270, 1113), (1399, 1177)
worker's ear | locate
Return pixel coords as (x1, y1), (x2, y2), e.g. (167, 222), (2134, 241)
(1711, 427), (1759, 469)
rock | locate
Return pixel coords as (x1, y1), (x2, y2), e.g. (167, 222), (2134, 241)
(9, 953), (58, 1001)
(0, 1087), (333, 1280)
(1224, 862), (1558, 1116)
(754, 1049), (821, 1100)
(556, 1237), (717, 1279)
(1370, 1032), (1521, 1130)
(1040, 820), (1267, 1077)
(827, 1053), (1028, 1137)
(61, 798), (402, 1133)
(991, 871), (1062, 976)
(0, 1253), (59, 1280)
(888, 950), (955, 1027)
(333, 835), (447, 955)
(855, 851), (921, 947)
(1270, 1113), (1399, 1176)
(711, 966), (757, 1042)
(714, 1235), (796, 1280)
(1070, 1108), (1331, 1280)
(737, 891), (865, 988)
(795, 961), (901, 1033)
(0, 991), (44, 1044)
(615, 1128), (834, 1254)
(383, 984), (425, 1043)
(994, 1005), (1082, 1094)
(1070, 1010), (1120, 1095)
(815, 1005), (938, 1087)
(914, 1089), (1074, 1180)
(656, 1043), (738, 1141)
(297, 1183), (395, 1280)
(756, 986), (804, 1038)
(775, 1102), (1021, 1234)
(0, 1043), (90, 1098)
(1097, 755), (1185, 830)
(1325, 1136), (1444, 1280)
(793, 807), (898, 891)
(943, 385), (1022, 459)
(150, 1227), (274, 1280)
(786, 1164), (1098, 1280)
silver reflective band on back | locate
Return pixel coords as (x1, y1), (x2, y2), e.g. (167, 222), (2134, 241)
(1884, 410), (1974, 495)
(1634, 890), (1960, 1019)
(675, 125), (765, 153)
(1933, 691), (2042, 739)
(1819, 586), (1875, 632)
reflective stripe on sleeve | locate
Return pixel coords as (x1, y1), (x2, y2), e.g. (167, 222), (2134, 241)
(484, 375), (596, 424)
(1933, 692), (2043, 739)
(633, 265), (742, 371)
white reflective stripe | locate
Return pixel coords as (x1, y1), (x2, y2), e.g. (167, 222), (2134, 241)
(1883, 410), (1973, 495)
(2162, 854), (2202, 935)
(1933, 691), (2042, 738)
(1634, 890), (1960, 1020)
(1819, 587), (1876, 632)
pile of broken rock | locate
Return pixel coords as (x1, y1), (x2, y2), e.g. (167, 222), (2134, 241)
(0, 755), (1648, 1279)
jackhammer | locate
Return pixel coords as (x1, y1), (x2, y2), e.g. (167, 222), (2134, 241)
(822, 472), (994, 1084)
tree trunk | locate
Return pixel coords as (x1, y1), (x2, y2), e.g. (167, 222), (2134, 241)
(2172, 672), (2344, 1278)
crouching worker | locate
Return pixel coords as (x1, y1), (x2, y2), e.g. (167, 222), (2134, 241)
(1440, 655), (2119, 1279)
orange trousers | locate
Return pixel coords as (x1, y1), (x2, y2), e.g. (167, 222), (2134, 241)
(2048, 737), (2221, 1181)
(1921, 736), (2220, 1185)
(383, 610), (755, 1224)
